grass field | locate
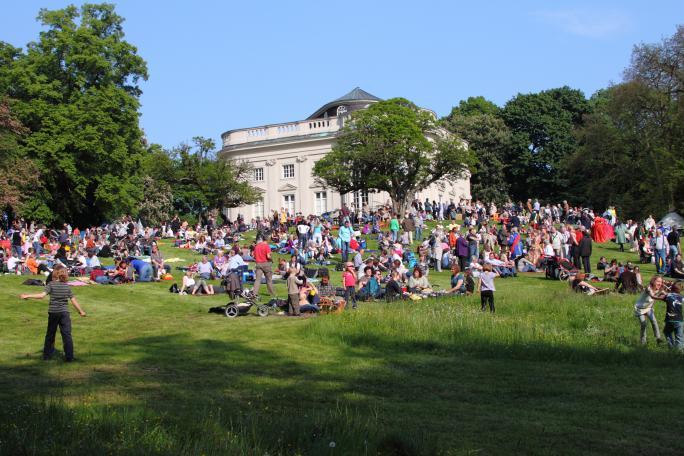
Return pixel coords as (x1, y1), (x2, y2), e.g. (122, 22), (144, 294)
(1, 228), (682, 455)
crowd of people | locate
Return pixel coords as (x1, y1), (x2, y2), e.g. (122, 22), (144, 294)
(3, 197), (683, 361)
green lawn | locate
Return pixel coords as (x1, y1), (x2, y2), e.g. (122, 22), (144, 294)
(1, 230), (682, 455)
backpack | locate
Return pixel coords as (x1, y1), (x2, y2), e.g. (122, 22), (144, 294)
(429, 235), (436, 247)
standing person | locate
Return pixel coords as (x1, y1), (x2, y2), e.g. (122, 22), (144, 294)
(634, 275), (665, 345)
(286, 268), (303, 316)
(661, 282), (683, 351)
(478, 263), (499, 313)
(570, 226), (581, 269)
(296, 219), (310, 249)
(252, 236), (275, 297)
(578, 229), (593, 274)
(342, 262), (357, 310)
(338, 219), (353, 263)
(20, 266), (86, 362)
(666, 225), (680, 258)
(614, 220), (627, 252)
(652, 230), (669, 274)
(401, 215), (415, 245)
(507, 227), (523, 260)
(389, 215), (400, 243)
(414, 212), (424, 242)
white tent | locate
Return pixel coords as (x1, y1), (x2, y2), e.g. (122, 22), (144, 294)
(659, 212), (684, 228)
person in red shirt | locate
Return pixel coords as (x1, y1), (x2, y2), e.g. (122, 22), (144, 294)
(252, 236), (275, 297)
(342, 262), (357, 310)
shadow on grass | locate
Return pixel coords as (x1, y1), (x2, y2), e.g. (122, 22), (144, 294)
(0, 334), (439, 455)
(2, 325), (684, 455)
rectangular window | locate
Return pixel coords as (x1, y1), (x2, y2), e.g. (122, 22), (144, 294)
(315, 191), (327, 215)
(282, 164), (295, 179)
(253, 199), (264, 219)
(353, 190), (369, 210)
(253, 167), (264, 182)
(283, 194), (295, 215)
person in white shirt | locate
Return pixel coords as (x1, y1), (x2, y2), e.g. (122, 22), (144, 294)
(7, 254), (22, 274)
(543, 241), (555, 257)
(226, 250), (246, 271)
(296, 221), (310, 249)
(86, 251), (101, 269)
(32, 226), (44, 255)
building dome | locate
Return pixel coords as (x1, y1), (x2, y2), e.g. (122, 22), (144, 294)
(307, 87), (382, 120)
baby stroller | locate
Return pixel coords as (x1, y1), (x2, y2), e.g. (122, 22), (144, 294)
(224, 290), (270, 318)
(544, 256), (578, 281)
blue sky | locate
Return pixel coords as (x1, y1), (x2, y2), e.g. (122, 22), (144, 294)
(2, 1), (682, 149)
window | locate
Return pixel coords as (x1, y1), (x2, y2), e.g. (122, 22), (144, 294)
(353, 190), (369, 210)
(282, 164), (295, 179)
(315, 191), (327, 215)
(283, 194), (295, 215)
(253, 199), (264, 219)
(253, 167), (264, 182)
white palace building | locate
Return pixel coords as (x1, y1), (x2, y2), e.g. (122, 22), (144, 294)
(219, 88), (471, 220)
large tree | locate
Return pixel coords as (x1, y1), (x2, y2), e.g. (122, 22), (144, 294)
(143, 137), (260, 222)
(501, 86), (590, 202)
(0, 4), (148, 225)
(313, 98), (475, 216)
(443, 97), (511, 204)
(0, 99), (42, 218)
(568, 26), (684, 218)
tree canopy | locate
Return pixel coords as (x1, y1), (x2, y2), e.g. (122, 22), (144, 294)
(313, 98), (475, 215)
(143, 137), (260, 223)
(443, 105), (511, 205)
(0, 3), (148, 225)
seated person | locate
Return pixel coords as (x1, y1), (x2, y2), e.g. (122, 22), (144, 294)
(276, 258), (288, 276)
(196, 256), (213, 280)
(25, 250), (50, 275)
(213, 250), (227, 272)
(615, 263), (640, 294)
(357, 266), (383, 300)
(85, 250), (101, 271)
(226, 250), (248, 271)
(448, 265), (466, 295)
(109, 260), (132, 283)
(516, 254), (537, 273)
(603, 259), (619, 282)
(596, 256), (608, 271)
(179, 270), (214, 295)
(670, 254), (684, 279)
(298, 277), (320, 312)
(391, 259), (409, 282)
(468, 255), (484, 278)
(570, 272), (609, 295)
(384, 271), (403, 302)
(407, 267), (430, 293)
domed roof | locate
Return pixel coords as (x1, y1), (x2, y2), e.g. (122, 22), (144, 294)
(307, 87), (382, 119)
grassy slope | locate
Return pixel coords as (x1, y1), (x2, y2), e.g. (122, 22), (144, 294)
(0, 228), (682, 455)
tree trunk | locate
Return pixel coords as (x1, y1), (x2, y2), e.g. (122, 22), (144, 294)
(391, 196), (409, 218)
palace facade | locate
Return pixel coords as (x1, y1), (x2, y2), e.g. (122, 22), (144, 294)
(219, 88), (471, 220)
